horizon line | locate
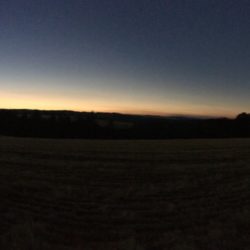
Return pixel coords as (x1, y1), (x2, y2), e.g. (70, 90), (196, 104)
(0, 107), (238, 119)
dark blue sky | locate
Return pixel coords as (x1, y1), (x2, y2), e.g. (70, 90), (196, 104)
(1, 0), (250, 116)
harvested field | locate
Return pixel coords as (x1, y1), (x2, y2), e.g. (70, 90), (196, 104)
(0, 137), (250, 249)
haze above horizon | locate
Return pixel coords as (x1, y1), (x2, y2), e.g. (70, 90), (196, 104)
(1, 0), (249, 117)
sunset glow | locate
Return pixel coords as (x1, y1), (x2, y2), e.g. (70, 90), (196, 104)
(1, 0), (249, 117)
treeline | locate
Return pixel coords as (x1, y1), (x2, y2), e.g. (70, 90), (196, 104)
(0, 109), (250, 139)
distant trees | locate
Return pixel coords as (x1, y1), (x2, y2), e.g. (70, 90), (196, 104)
(234, 113), (250, 137)
(236, 112), (250, 121)
(0, 109), (250, 139)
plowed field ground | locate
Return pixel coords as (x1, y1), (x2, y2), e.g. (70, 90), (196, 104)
(0, 137), (250, 249)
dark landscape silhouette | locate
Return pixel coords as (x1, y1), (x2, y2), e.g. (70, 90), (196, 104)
(0, 109), (250, 139)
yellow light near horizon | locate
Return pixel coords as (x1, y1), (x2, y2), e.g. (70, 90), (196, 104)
(0, 91), (238, 118)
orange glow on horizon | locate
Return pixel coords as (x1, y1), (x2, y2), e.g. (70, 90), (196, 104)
(0, 91), (238, 118)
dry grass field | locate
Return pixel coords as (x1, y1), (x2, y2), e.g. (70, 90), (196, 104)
(0, 137), (250, 249)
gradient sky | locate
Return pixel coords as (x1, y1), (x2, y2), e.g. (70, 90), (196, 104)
(1, 0), (250, 117)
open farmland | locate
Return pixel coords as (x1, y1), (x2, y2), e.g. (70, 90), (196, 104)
(0, 137), (250, 249)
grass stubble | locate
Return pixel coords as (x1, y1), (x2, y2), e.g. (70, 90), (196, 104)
(0, 137), (250, 249)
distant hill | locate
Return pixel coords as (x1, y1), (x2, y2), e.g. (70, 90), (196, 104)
(0, 109), (249, 139)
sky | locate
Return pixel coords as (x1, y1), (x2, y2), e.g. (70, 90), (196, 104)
(0, 0), (250, 117)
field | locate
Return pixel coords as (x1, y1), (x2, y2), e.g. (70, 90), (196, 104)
(0, 137), (250, 249)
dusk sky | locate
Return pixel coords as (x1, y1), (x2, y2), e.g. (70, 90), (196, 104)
(1, 0), (250, 117)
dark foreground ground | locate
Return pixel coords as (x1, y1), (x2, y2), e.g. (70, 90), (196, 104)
(0, 137), (250, 249)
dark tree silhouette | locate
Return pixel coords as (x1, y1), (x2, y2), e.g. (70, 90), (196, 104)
(0, 109), (249, 139)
